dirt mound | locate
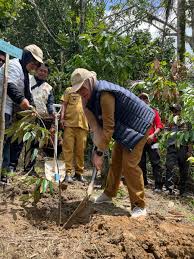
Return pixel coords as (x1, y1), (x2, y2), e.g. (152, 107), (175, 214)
(0, 173), (194, 259)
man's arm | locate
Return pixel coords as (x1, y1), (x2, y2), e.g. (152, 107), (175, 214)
(47, 90), (55, 114)
(7, 82), (25, 104)
(7, 61), (30, 109)
(92, 92), (115, 170)
(93, 92), (115, 151)
(60, 101), (68, 120)
(60, 89), (70, 126)
(147, 109), (163, 143)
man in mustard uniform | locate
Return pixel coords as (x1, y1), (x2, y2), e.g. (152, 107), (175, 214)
(60, 87), (88, 183)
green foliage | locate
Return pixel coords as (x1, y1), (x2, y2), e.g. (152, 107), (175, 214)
(0, 0), (25, 34)
(1, 0), (175, 98)
(64, 30), (175, 87)
(5, 109), (58, 203)
(5, 110), (51, 151)
(134, 57), (194, 149)
(33, 177), (54, 203)
(117, 187), (127, 199)
(187, 157), (194, 164)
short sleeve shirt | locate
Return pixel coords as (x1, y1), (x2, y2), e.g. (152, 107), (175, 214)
(149, 108), (163, 142)
(61, 87), (88, 130)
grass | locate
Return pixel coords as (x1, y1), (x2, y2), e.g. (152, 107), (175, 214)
(116, 187), (128, 199)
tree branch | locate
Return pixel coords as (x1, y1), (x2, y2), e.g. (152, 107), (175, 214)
(145, 12), (177, 32)
(101, 5), (134, 21)
(28, 0), (62, 48)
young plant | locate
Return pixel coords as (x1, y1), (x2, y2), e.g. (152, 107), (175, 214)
(5, 109), (55, 203)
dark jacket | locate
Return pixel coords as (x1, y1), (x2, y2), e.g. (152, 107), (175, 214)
(7, 50), (34, 106)
(86, 80), (155, 151)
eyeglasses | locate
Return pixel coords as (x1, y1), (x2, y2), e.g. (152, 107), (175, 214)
(0, 58), (5, 63)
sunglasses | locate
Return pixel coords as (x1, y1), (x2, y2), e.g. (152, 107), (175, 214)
(0, 58), (5, 63)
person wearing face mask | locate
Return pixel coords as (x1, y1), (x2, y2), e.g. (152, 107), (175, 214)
(0, 44), (43, 182)
(23, 63), (55, 175)
(30, 63), (54, 117)
(69, 68), (155, 218)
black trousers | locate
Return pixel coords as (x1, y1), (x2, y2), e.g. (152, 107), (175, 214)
(139, 142), (163, 189)
(9, 140), (24, 170)
(165, 145), (189, 194)
(10, 117), (54, 172)
(2, 113), (12, 172)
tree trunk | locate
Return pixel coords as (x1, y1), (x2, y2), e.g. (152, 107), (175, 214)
(79, 0), (87, 34)
(162, 0), (173, 46)
(177, 0), (186, 62)
(0, 54), (9, 174)
(189, 0), (194, 51)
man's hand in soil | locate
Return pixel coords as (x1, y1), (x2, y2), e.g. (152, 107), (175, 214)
(92, 152), (104, 171)
(20, 98), (30, 110)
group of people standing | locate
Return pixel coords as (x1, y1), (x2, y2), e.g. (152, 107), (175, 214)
(1, 45), (44, 177)
(0, 47), (192, 218)
(138, 93), (192, 196)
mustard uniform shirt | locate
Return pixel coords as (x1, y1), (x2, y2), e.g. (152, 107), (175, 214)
(61, 87), (89, 131)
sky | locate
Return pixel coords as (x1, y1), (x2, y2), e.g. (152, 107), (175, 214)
(105, 0), (193, 54)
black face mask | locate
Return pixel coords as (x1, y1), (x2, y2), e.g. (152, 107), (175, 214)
(19, 50), (34, 99)
(20, 50), (35, 69)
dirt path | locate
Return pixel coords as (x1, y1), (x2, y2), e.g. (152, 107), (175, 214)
(0, 170), (194, 259)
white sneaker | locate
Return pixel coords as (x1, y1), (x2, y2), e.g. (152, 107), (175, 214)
(131, 207), (147, 218)
(154, 188), (162, 193)
(94, 192), (112, 204)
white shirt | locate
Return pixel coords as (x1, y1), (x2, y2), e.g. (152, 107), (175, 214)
(30, 75), (52, 115)
(0, 58), (26, 115)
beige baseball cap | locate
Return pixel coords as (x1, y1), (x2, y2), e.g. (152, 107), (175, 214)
(70, 68), (96, 92)
(24, 44), (43, 63)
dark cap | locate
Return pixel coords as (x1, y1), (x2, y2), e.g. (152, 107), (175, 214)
(138, 92), (150, 101)
(170, 104), (182, 112)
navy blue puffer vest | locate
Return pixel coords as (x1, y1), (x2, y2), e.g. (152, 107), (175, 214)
(86, 80), (155, 151)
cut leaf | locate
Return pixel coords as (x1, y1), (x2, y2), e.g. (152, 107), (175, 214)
(31, 148), (38, 162)
(23, 132), (31, 142)
(40, 179), (48, 193)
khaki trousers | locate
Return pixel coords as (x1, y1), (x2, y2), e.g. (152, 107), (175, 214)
(105, 132), (149, 209)
(62, 127), (87, 175)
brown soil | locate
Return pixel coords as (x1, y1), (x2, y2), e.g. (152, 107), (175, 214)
(0, 170), (194, 259)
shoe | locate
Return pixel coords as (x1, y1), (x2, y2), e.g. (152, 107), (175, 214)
(73, 173), (87, 183)
(64, 175), (74, 183)
(131, 207), (147, 218)
(8, 166), (15, 173)
(23, 168), (38, 177)
(0, 174), (8, 184)
(154, 188), (162, 193)
(94, 192), (112, 204)
(144, 181), (148, 187)
(28, 170), (38, 177)
(121, 176), (127, 186)
(163, 187), (175, 195)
